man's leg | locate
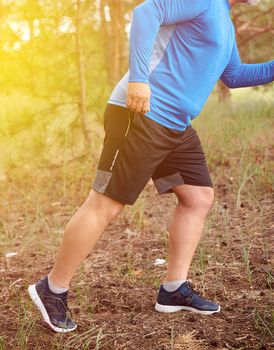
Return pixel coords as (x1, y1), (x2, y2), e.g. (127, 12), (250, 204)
(48, 190), (124, 288)
(28, 190), (124, 332)
(151, 124), (220, 313)
(155, 184), (220, 314)
(165, 184), (214, 281)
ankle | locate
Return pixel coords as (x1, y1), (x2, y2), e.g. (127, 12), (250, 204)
(163, 279), (187, 292)
(165, 274), (188, 281)
(47, 274), (69, 294)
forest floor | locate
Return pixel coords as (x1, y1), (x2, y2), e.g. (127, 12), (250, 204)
(0, 91), (273, 350)
(0, 152), (273, 350)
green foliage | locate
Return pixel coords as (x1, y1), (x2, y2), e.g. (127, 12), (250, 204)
(0, 0), (272, 171)
(232, 0), (274, 62)
(194, 88), (274, 196)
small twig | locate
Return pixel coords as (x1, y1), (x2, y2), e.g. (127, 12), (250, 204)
(9, 278), (22, 289)
(256, 314), (274, 339)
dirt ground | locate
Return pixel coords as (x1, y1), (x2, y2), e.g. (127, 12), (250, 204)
(0, 161), (273, 350)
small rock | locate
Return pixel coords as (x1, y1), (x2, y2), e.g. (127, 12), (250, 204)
(154, 258), (166, 266)
(124, 228), (138, 237)
(5, 252), (18, 258)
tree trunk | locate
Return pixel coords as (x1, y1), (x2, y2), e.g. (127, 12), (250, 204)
(217, 80), (231, 102)
(100, 0), (128, 86)
(76, 0), (93, 147)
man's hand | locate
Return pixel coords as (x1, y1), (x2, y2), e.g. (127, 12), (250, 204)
(126, 82), (151, 114)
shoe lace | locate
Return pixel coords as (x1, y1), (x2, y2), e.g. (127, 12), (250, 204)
(56, 294), (68, 313)
(186, 281), (203, 298)
(46, 293), (71, 319)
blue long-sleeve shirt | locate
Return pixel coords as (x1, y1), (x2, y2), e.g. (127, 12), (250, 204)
(108, 0), (274, 131)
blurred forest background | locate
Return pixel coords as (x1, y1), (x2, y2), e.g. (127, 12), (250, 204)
(0, 0), (273, 172)
(0, 1), (274, 349)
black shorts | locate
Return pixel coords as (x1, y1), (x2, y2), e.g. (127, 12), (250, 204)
(92, 103), (212, 205)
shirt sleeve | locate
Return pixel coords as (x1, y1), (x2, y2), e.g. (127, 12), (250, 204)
(128, 0), (209, 83)
(221, 41), (274, 88)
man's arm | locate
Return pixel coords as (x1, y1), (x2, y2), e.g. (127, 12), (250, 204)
(127, 0), (208, 113)
(221, 41), (274, 89)
(129, 0), (208, 83)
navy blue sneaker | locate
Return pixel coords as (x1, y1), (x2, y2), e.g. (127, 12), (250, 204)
(155, 281), (220, 315)
(28, 276), (77, 333)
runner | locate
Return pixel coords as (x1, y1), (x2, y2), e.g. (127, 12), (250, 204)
(28, 0), (273, 332)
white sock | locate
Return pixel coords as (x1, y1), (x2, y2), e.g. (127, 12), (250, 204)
(163, 279), (187, 292)
(47, 275), (69, 294)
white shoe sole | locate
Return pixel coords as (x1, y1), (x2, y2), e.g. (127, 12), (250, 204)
(28, 284), (77, 333)
(155, 302), (221, 315)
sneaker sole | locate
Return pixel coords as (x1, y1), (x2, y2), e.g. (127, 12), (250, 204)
(155, 302), (221, 315)
(28, 284), (77, 333)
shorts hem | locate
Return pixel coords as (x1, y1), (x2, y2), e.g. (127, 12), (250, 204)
(92, 187), (136, 206)
(154, 173), (213, 195)
(174, 181), (213, 189)
(158, 181), (213, 195)
(153, 172), (184, 195)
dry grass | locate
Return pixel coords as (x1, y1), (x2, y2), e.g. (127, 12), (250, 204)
(0, 88), (273, 349)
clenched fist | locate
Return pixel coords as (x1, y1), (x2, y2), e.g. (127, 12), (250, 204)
(126, 82), (151, 115)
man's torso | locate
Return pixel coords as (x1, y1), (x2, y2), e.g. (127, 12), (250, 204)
(109, 0), (235, 131)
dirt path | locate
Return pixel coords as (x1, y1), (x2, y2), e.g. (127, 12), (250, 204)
(0, 174), (273, 349)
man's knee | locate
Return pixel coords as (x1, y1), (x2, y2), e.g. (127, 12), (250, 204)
(85, 189), (125, 222)
(174, 185), (214, 214)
